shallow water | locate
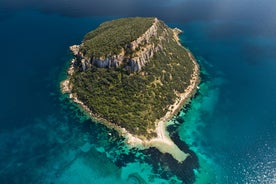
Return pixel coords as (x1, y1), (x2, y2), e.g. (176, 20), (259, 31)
(0, 8), (275, 184)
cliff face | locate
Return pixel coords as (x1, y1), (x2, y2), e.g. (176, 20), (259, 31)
(71, 18), (168, 72)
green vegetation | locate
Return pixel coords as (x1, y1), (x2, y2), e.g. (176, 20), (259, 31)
(70, 18), (195, 138)
(81, 17), (154, 57)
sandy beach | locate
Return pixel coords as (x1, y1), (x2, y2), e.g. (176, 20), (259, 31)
(61, 30), (200, 163)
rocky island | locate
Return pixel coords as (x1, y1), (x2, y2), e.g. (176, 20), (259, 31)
(61, 17), (200, 162)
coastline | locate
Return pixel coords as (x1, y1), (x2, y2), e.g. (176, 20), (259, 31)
(61, 29), (200, 163)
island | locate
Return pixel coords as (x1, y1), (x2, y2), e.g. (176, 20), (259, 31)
(61, 17), (200, 162)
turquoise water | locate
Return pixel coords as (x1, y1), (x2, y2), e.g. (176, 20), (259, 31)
(176, 20), (276, 183)
(0, 6), (275, 184)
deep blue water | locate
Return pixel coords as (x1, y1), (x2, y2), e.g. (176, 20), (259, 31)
(0, 4), (275, 184)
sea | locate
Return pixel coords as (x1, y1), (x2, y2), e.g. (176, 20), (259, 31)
(0, 1), (275, 183)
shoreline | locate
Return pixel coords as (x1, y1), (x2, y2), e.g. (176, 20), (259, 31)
(61, 29), (200, 163)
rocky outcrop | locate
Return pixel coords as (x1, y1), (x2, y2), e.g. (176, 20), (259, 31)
(91, 48), (125, 69)
(70, 18), (169, 72)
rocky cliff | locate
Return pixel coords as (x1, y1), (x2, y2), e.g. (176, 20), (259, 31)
(70, 18), (170, 72)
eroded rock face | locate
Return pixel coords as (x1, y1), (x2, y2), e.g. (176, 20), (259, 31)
(70, 18), (168, 72)
(69, 45), (80, 56)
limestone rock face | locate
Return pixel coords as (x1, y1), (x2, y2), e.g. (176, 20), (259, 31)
(69, 45), (80, 55)
(70, 18), (170, 72)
